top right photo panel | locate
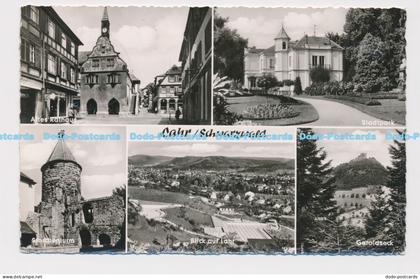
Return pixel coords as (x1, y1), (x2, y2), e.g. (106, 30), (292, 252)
(213, 8), (406, 127)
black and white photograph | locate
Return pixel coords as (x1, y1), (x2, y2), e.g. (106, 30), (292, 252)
(213, 8), (406, 126)
(19, 126), (126, 253)
(296, 128), (406, 254)
(20, 6), (212, 125)
(127, 138), (295, 254)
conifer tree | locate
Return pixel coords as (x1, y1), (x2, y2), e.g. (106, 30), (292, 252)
(297, 128), (338, 252)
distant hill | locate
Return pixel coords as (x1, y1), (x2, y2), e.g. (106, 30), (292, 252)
(333, 153), (389, 190)
(128, 155), (294, 172)
(128, 155), (172, 166)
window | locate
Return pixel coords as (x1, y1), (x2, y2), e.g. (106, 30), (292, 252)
(86, 75), (98, 84)
(61, 62), (67, 79)
(168, 76), (175, 83)
(70, 68), (75, 83)
(30, 6), (39, 24)
(92, 59), (99, 68)
(61, 33), (67, 48)
(48, 19), (55, 38)
(107, 74), (120, 84)
(319, 56), (325, 66)
(312, 55), (318, 66)
(282, 41), (286, 50)
(169, 86), (175, 94)
(269, 58), (274, 69)
(47, 54), (56, 75)
(29, 45), (35, 63)
(106, 58), (114, 67)
(70, 42), (75, 56)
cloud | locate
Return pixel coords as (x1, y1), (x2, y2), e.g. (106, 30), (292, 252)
(81, 173), (125, 199)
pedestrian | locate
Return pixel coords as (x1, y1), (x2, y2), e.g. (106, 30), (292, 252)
(175, 107), (181, 121)
(68, 106), (75, 124)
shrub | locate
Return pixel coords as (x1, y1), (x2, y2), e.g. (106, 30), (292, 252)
(310, 66), (330, 83)
(283, 79), (295, 86)
(294, 77), (303, 95)
(242, 103), (299, 119)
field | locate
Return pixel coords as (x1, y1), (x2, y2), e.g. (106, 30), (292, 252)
(162, 207), (214, 231)
(226, 95), (319, 125)
(129, 187), (218, 214)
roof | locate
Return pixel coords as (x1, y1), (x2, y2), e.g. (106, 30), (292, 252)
(262, 45), (275, 56)
(20, 221), (36, 235)
(42, 7), (83, 45)
(129, 73), (140, 81)
(41, 131), (81, 171)
(275, 26), (290, 40)
(20, 172), (36, 185)
(293, 35), (343, 50)
(102, 7), (109, 21)
(247, 47), (265, 54)
(78, 51), (90, 65)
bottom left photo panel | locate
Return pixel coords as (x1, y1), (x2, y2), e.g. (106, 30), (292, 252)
(19, 125), (127, 253)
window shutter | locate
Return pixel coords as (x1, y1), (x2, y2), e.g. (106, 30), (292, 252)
(35, 45), (41, 68)
(67, 63), (71, 80)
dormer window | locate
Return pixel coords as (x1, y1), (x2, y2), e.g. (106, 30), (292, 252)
(106, 58), (115, 67)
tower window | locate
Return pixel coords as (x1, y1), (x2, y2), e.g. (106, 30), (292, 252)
(282, 42), (286, 50)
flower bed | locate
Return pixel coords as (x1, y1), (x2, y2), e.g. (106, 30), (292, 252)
(242, 103), (299, 120)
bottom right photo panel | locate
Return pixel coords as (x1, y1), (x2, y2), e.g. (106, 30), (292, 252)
(296, 128), (406, 254)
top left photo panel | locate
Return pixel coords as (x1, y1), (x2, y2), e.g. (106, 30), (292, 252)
(20, 6), (212, 125)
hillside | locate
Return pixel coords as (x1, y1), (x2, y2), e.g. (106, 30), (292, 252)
(333, 153), (389, 190)
(128, 155), (294, 171)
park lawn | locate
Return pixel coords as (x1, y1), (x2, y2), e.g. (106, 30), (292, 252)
(305, 95), (406, 125)
(226, 95), (318, 126)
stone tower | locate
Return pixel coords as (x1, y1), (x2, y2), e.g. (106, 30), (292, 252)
(101, 7), (110, 38)
(38, 130), (83, 245)
(274, 25), (290, 81)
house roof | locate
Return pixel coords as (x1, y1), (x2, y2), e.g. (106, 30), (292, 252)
(20, 172), (36, 185)
(42, 7), (83, 46)
(262, 45), (275, 56)
(247, 47), (265, 54)
(41, 131), (81, 171)
(20, 221), (36, 235)
(275, 26), (290, 40)
(293, 35), (343, 50)
(78, 51), (90, 65)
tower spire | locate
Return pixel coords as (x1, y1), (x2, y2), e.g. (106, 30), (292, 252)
(102, 7), (109, 22)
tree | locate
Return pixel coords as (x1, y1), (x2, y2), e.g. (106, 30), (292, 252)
(297, 128), (338, 253)
(294, 77), (303, 95)
(386, 130), (406, 253)
(256, 74), (278, 94)
(214, 11), (248, 83)
(353, 33), (389, 92)
(309, 66), (330, 83)
(365, 188), (390, 239)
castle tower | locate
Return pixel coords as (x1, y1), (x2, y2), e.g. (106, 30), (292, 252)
(39, 130), (83, 245)
(274, 25), (290, 81)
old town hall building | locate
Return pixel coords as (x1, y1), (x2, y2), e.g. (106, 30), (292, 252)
(79, 8), (140, 116)
(244, 26), (344, 90)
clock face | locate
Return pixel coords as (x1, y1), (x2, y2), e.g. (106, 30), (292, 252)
(102, 27), (108, 33)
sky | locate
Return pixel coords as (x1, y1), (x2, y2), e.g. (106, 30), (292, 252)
(54, 6), (188, 86)
(310, 128), (396, 168)
(20, 126), (126, 206)
(129, 141), (295, 159)
(217, 7), (348, 49)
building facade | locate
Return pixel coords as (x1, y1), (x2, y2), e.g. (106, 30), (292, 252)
(154, 65), (183, 114)
(179, 7), (212, 124)
(20, 6), (83, 123)
(79, 7), (140, 116)
(244, 26), (344, 90)
(23, 131), (125, 251)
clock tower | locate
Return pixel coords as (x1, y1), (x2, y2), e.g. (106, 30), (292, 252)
(101, 7), (110, 38)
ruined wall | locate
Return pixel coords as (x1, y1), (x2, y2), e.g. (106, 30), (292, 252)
(82, 195), (125, 246)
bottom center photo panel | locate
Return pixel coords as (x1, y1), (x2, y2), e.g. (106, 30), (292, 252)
(127, 126), (296, 254)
